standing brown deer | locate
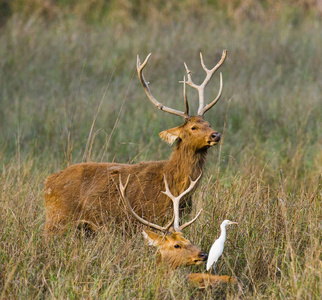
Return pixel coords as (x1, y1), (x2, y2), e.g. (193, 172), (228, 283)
(119, 173), (208, 268)
(44, 50), (227, 236)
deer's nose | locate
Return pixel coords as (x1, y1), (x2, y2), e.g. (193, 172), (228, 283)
(199, 252), (208, 261)
(211, 132), (221, 142)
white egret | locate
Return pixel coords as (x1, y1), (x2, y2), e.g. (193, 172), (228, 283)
(206, 220), (238, 274)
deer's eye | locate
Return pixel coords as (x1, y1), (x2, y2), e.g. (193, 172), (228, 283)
(191, 126), (197, 131)
(174, 244), (181, 249)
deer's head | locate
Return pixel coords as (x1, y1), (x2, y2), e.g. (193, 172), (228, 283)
(143, 230), (207, 268)
(159, 116), (221, 151)
(119, 174), (208, 268)
(137, 51), (227, 151)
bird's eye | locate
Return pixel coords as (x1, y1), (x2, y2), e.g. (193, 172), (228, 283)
(174, 244), (181, 249)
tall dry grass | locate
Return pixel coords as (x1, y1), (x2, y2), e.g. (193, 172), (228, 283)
(0, 1), (321, 299)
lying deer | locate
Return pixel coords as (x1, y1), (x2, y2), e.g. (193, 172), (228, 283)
(44, 51), (227, 236)
(119, 173), (207, 268)
(120, 174), (240, 288)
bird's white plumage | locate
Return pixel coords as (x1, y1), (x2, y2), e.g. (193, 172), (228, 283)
(206, 220), (237, 273)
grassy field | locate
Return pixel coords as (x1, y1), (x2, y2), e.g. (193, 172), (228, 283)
(0, 1), (321, 299)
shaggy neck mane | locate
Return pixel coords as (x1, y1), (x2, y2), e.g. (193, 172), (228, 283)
(165, 140), (208, 194)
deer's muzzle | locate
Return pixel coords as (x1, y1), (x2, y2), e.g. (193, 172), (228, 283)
(193, 251), (208, 264)
(211, 132), (221, 142)
(199, 251), (208, 261)
(207, 132), (221, 146)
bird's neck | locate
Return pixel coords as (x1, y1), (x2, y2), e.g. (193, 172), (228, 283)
(219, 225), (227, 243)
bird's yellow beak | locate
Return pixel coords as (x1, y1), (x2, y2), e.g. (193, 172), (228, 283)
(229, 221), (238, 225)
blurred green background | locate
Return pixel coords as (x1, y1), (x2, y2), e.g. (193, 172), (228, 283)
(1, 0), (321, 180)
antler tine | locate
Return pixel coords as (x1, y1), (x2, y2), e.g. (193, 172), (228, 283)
(183, 76), (189, 117)
(198, 72), (223, 116)
(198, 50), (227, 116)
(183, 50), (227, 116)
(119, 174), (174, 233)
(137, 54), (187, 119)
(183, 62), (198, 90)
(161, 174), (180, 231)
(161, 173), (202, 232)
(180, 209), (203, 231)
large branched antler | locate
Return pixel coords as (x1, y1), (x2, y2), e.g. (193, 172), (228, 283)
(119, 175), (174, 232)
(183, 50), (227, 116)
(161, 173), (202, 232)
(119, 174), (202, 233)
(137, 51), (227, 119)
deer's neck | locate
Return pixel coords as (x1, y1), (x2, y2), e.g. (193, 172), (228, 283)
(165, 142), (208, 189)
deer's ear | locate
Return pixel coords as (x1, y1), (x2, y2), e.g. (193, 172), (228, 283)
(142, 230), (163, 246)
(159, 126), (182, 145)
